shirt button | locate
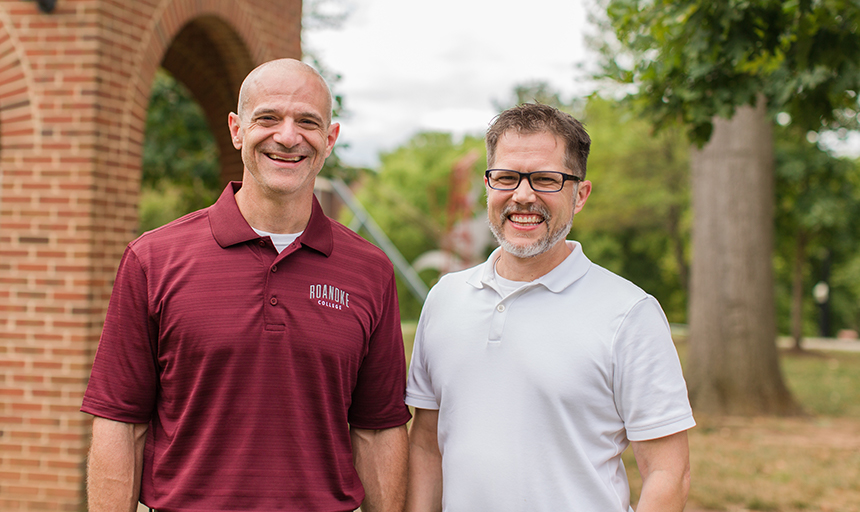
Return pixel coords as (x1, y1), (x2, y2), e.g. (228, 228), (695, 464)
(497, 304), (505, 312)
(259, 239), (266, 246)
(271, 265), (278, 273)
(270, 297), (278, 306)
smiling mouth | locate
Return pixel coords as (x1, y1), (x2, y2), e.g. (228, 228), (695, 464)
(266, 153), (305, 163)
(507, 213), (544, 226)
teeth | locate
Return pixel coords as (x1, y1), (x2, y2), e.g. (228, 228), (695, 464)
(269, 154), (302, 162)
(509, 214), (543, 225)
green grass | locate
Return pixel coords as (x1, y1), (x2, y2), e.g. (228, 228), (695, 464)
(781, 350), (860, 417)
(633, 346), (860, 511)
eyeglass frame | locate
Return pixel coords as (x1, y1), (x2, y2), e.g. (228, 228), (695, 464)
(484, 169), (582, 193)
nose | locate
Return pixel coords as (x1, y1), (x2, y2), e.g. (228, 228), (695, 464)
(510, 175), (537, 203)
(272, 120), (303, 148)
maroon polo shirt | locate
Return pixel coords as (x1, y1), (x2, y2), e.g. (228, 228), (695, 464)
(82, 182), (411, 511)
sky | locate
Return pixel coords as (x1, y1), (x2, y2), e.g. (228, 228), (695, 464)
(302, 0), (860, 166)
(302, 0), (599, 168)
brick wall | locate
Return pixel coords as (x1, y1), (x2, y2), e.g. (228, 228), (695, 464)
(0, 1), (301, 509)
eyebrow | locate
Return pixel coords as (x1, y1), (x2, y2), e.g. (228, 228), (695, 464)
(251, 107), (325, 125)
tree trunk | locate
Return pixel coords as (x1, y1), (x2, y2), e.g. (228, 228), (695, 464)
(790, 232), (808, 350)
(686, 97), (801, 416)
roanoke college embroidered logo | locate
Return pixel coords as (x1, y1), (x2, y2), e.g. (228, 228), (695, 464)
(309, 283), (350, 310)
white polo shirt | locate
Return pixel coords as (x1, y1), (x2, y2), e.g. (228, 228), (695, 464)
(406, 241), (695, 512)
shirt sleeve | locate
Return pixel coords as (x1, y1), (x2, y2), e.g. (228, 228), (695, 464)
(348, 272), (412, 429)
(612, 296), (696, 441)
(81, 245), (158, 424)
(404, 292), (440, 410)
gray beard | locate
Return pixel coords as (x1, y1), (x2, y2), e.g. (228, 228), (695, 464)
(488, 202), (573, 258)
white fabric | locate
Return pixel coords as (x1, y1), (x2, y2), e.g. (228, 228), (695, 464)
(492, 261), (528, 298)
(406, 241), (695, 512)
(252, 228), (303, 253)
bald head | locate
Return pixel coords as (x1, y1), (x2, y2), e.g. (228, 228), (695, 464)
(236, 59), (334, 124)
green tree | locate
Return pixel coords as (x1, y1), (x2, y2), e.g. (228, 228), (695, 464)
(350, 132), (488, 319)
(140, 69), (220, 232)
(774, 126), (860, 347)
(597, 0), (860, 415)
(578, 96), (691, 323)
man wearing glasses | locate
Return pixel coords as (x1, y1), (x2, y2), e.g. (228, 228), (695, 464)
(405, 103), (695, 512)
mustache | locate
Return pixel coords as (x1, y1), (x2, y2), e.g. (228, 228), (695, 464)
(259, 142), (311, 156)
(500, 203), (551, 220)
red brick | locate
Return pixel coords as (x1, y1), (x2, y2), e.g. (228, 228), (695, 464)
(0, 1), (301, 509)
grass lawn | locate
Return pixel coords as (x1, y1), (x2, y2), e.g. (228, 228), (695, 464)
(628, 346), (860, 512)
(402, 323), (860, 511)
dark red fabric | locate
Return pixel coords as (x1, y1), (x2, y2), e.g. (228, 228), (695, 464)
(82, 182), (410, 511)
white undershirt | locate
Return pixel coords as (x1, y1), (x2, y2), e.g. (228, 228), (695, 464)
(252, 228), (303, 253)
(493, 259), (529, 298)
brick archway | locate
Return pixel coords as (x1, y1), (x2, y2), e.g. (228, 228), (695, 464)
(0, 1), (301, 510)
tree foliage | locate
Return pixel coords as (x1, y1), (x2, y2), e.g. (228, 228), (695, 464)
(577, 96), (691, 323)
(349, 132), (488, 319)
(774, 126), (860, 339)
(596, 0), (860, 143)
(140, 69), (220, 232)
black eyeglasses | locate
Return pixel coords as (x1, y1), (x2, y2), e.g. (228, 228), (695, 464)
(485, 169), (581, 193)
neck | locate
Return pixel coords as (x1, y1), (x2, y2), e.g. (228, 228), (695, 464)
(495, 241), (571, 282)
(234, 182), (314, 234)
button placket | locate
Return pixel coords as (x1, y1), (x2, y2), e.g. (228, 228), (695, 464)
(261, 241), (286, 329)
(489, 300), (507, 343)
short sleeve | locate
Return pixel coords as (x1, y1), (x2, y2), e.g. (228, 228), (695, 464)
(348, 273), (412, 429)
(613, 296), (696, 441)
(405, 294), (440, 411)
(81, 246), (158, 423)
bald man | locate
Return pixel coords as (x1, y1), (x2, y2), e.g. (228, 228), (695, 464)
(83, 59), (411, 512)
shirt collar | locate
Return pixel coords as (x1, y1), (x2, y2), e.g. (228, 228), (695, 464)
(209, 181), (333, 257)
(468, 241), (592, 293)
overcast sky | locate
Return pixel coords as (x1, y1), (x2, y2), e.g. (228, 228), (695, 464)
(302, 0), (600, 168)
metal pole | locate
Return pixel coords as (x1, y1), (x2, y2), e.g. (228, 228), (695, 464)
(323, 177), (429, 303)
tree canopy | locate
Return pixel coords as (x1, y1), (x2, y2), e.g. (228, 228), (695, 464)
(597, 0), (860, 143)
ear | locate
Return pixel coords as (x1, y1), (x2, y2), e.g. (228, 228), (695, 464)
(323, 122), (341, 158)
(228, 112), (242, 150)
(574, 180), (592, 214)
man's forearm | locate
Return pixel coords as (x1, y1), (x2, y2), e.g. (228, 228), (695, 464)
(631, 431), (691, 512)
(405, 438), (442, 511)
(405, 408), (442, 512)
(87, 417), (148, 512)
(634, 468), (690, 512)
(351, 425), (408, 512)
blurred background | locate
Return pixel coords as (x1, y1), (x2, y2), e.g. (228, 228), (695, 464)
(2, 0), (859, 510)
